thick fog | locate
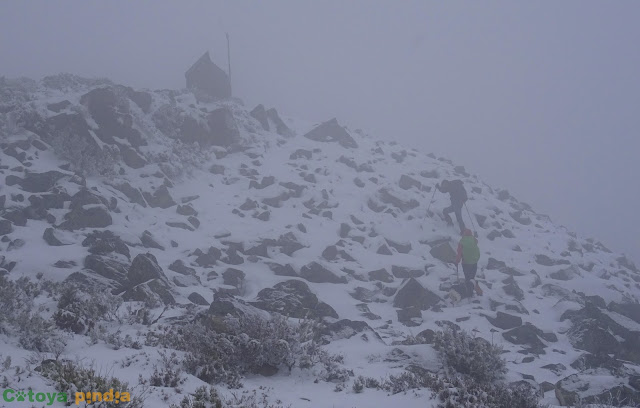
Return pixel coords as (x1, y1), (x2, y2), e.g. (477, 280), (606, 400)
(1, 1), (639, 263)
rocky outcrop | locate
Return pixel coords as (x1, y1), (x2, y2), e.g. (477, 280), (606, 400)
(251, 279), (338, 319)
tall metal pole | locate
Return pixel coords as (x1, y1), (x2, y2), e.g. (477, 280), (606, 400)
(226, 32), (232, 95)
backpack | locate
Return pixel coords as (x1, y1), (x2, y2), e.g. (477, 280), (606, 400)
(460, 236), (480, 264)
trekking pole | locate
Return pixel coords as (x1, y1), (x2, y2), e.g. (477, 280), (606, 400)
(464, 202), (477, 234)
(455, 263), (460, 283)
(423, 185), (438, 221)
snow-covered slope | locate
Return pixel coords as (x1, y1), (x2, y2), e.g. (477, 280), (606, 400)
(1, 74), (639, 408)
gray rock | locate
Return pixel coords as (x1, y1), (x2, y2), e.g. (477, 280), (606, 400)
(165, 221), (194, 231)
(379, 188), (419, 212)
(143, 185), (176, 209)
(397, 306), (422, 327)
(168, 260), (196, 276)
(59, 205), (112, 230)
(393, 278), (441, 310)
(299, 262), (347, 284)
(121, 146), (147, 169)
(368, 268), (394, 283)
(303, 118), (357, 149)
(0, 220), (13, 236)
(176, 204), (197, 216)
(84, 254), (128, 283)
(398, 174), (422, 190)
(266, 262), (297, 277)
(391, 265), (424, 279)
(222, 268), (245, 288)
(188, 292), (210, 306)
(82, 230), (130, 259)
(112, 182), (147, 207)
(43, 227), (67, 246)
(289, 149), (312, 160)
(80, 87), (144, 146)
(385, 238), (412, 254)
(251, 279), (338, 319)
(318, 320), (382, 345)
(127, 253), (169, 287)
(430, 242), (457, 264)
(140, 230), (164, 250)
(486, 311), (522, 330)
(502, 323), (548, 354)
(20, 171), (67, 193)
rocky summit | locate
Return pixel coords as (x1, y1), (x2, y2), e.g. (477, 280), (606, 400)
(0, 74), (639, 408)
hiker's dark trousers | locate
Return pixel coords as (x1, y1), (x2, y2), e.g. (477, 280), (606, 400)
(444, 200), (465, 232)
(462, 263), (477, 297)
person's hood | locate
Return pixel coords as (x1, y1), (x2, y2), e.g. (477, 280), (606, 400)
(462, 229), (473, 236)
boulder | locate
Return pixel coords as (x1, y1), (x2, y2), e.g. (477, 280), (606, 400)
(143, 185), (176, 209)
(112, 182), (147, 207)
(20, 171), (67, 193)
(127, 253), (169, 287)
(502, 323), (550, 354)
(80, 87), (144, 146)
(0, 220), (13, 236)
(299, 262), (347, 284)
(43, 227), (68, 246)
(222, 268), (245, 288)
(59, 205), (112, 231)
(168, 260), (196, 276)
(82, 230), (130, 259)
(486, 311), (522, 330)
(266, 262), (297, 277)
(393, 278), (441, 310)
(140, 230), (164, 250)
(188, 292), (210, 306)
(391, 265), (424, 279)
(430, 242), (457, 264)
(318, 319), (382, 345)
(303, 118), (357, 149)
(251, 279), (338, 319)
(378, 188), (419, 212)
(121, 146), (147, 169)
(368, 268), (394, 283)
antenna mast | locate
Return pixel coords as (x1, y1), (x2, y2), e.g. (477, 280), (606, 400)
(226, 32), (232, 95)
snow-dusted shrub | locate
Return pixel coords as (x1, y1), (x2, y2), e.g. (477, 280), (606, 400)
(352, 376), (365, 393)
(39, 360), (145, 408)
(170, 385), (223, 408)
(54, 285), (122, 334)
(151, 314), (321, 387)
(150, 351), (184, 388)
(0, 276), (65, 353)
(433, 328), (506, 383)
(435, 376), (540, 408)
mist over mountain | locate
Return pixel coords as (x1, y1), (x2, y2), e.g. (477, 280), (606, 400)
(0, 65), (639, 407)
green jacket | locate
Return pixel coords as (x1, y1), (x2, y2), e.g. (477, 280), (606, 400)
(457, 235), (480, 264)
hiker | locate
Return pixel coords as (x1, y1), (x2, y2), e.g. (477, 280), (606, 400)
(456, 228), (481, 298)
(436, 179), (467, 233)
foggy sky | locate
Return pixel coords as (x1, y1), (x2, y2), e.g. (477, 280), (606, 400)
(1, 1), (639, 264)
